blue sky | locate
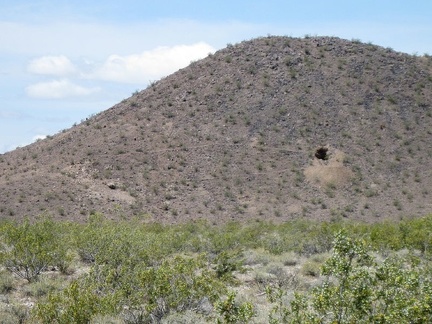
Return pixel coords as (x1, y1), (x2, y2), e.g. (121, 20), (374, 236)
(1, 0), (431, 153)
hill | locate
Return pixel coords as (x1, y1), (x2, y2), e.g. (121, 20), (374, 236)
(1, 36), (432, 223)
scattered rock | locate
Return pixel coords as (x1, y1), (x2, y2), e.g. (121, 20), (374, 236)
(107, 183), (117, 190)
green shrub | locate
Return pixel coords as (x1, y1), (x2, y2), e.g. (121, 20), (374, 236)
(214, 249), (245, 281)
(5, 214), (432, 322)
(263, 233), (287, 255)
(74, 213), (116, 264)
(300, 260), (321, 277)
(215, 291), (255, 323)
(266, 231), (432, 323)
(0, 217), (69, 282)
(23, 275), (65, 298)
(0, 270), (15, 294)
(35, 254), (226, 323)
(34, 280), (118, 323)
(311, 231), (375, 322)
(138, 255), (225, 320)
(0, 303), (30, 324)
(162, 310), (209, 324)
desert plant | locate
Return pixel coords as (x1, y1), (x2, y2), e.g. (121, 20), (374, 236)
(0, 269), (15, 294)
(35, 253), (227, 323)
(215, 291), (255, 323)
(0, 303), (30, 324)
(34, 280), (119, 323)
(214, 249), (245, 281)
(138, 255), (225, 320)
(312, 231), (375, 322)
(300, 260), (321, 277)
(266, 231), (432, 323)
(0, 217), (68, 282)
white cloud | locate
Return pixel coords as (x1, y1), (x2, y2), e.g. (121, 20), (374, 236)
(28, 55), (76, 76)
(1, 18), (431, 59)
(0, 20), (251, 57)
(32, 134), (47, 142)
(0, 135), (47, 153)
(91, 42), (215, 84)
(25, 79), (100, 99)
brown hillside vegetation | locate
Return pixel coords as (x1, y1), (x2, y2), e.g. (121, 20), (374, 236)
(1, 36), (432, 223)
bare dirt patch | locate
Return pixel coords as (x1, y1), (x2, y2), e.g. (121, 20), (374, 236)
(304, 147), (354, 188)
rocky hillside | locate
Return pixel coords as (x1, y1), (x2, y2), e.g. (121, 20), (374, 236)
(1, 36), (432, 223)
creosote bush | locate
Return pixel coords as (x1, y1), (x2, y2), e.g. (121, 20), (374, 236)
(215, 291), (255, 323)
(0, 217), (70, 282)
(35, 254), (227, 323)
(266, 231), (432, 323)
(1, 214), (432, 322)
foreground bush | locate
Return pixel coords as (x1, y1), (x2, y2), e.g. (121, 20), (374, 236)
(0, 217), (69, 282)
(1, 214), (432, 322)
(267, 231), (432, 323)
(34, 280), (118, 323)
(34, 254), (227, 323)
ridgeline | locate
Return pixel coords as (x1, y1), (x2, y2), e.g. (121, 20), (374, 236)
(1, 36), (431, 223)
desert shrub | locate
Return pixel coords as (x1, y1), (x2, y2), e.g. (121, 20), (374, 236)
(254, 271), (276, 291)
(138, 255), (225, 321)
(367, 215), (432, 253)
(34, 280), (119, 323)
(7, 214), (432, 322)
(91, 314), (124, 324)
(0, 303), (30, 324)
(310, 231), (375, 322)
(22, 275), (65, 298)
(162, 310), (209, 324)
(398, 215), (432, 253)
(75, 215), (152, 269)
(280, 251), (299, 266)
(256, 220), (344, 256)
(0, 217), (69, 282)
(369, 221), (403, 251)
(266, 286), (300, 324)
(262, 233), (287, 255)
(242, 248), (271, 266)
(259, 263), (299, 290)
(214, 248), (245, 281)
(215, 291), (255, 323)
(74, 213), (119, 264)
(300, 260), (321, 277)
(207, 222), (244, 253)
(0, 270), (15, 294)
(35, 254), (227, 323)
(266, 231), (432, 323)
(295, 221), (342, 255)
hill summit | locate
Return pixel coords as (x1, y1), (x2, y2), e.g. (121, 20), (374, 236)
(1, 36), (432, 223)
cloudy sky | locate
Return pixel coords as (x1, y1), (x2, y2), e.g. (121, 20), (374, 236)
(1, 0), (431, 153)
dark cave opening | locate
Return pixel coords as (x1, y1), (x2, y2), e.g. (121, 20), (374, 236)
(315, 147), (329, 160)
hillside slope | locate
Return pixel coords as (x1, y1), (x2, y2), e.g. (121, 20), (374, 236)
(1, 36), (432, 223)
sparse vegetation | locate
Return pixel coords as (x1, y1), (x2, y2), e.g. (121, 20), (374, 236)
(266, 231), (432, 323)
(1, 35), (432, 322)
(0, 36), (432, 224)
(0, 215), (432, 322)
(0, 217), (70, 282)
